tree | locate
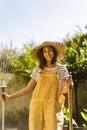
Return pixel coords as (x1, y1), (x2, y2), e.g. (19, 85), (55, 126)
(0, 48), (18, 73)
(63, 32), (87, 125)
(12, 44), (36, 82)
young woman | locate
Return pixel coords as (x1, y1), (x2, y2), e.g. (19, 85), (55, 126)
(1, 41), (73, 130)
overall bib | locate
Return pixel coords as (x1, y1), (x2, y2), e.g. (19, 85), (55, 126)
(29, 70), (62, 130)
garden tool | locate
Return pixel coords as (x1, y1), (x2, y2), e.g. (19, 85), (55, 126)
(0, 80), (6, 130)
(68, 76), (73, 130)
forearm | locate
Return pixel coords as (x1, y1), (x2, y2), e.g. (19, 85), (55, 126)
(8, 87), (29, 99)
(5, 78), (36, 100)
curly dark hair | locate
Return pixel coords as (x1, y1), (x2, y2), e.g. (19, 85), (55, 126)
(37, 46), (58, 69)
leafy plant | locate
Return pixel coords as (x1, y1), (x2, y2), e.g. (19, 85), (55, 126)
(63, 32), (87, 124)
(12, 45), (36, 82)
(81, 109), (87, 129)
(62, 106), (78, 127)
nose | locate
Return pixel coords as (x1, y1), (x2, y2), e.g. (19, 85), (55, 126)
(47, 50), (50, 55)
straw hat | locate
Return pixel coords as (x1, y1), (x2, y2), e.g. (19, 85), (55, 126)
(30, 41), (67, 62)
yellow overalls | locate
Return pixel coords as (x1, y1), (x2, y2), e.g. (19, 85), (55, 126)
(29, 70), (62, 130)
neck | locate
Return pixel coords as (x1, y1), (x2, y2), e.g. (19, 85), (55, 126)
(45, 62), (57, 68)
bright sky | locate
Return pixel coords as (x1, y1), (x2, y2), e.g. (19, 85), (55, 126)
(0, 0), (87, 49)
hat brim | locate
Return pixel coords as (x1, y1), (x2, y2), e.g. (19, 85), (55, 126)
(30, 41), (67, 63)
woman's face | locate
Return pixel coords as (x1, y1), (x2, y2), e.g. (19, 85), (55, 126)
(43, 46), (54, 62)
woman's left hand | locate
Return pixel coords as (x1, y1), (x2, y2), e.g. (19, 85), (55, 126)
(65, 75), (74, 88)
(62, 75), (74, 94)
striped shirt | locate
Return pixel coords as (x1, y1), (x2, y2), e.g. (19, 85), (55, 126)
(30, 63), (69, 88)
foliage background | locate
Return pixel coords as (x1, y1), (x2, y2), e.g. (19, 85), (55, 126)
(0, 30), (87, 129)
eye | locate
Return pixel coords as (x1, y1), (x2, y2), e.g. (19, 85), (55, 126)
(43, 49), (46, 54)
(49, 48), (53, 52)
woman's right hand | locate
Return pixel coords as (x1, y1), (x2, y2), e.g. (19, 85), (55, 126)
(1, 93), (10, 101)
(0, 94), (2, 102)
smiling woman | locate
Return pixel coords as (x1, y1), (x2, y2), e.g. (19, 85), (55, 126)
(0, 41), (73, 130)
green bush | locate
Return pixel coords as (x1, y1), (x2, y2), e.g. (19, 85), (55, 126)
(62, 106), (78, 127)
(81, 109), (87, 129)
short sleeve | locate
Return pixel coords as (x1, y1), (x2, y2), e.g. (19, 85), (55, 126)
(58, 64), (69, 87)
(62, 65), (69, 77)
(30, 66), (41, 81)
